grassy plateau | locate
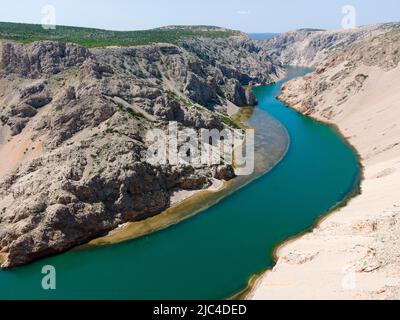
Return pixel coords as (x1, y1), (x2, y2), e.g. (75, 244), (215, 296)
(0, 22), (240, 48)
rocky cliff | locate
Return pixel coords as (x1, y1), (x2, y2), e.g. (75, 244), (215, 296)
(278, 23), (400, 117)
(258, 23), (397, 67)
(250, 23), (400, 300)
(0, 32), (281, 268)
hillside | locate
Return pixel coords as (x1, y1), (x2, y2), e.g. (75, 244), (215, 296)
(0, 22), (242, 48)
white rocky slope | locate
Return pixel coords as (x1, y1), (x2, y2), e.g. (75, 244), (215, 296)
(259, 23), (397, 67)
(250, 24), (400, 299)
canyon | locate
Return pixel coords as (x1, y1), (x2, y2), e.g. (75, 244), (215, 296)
(0, 20), (399, 300)
(0, 28), (282, 268)
(250, 22), (400, 300)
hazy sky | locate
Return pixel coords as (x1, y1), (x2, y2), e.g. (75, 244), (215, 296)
(0, 0), (399, 32)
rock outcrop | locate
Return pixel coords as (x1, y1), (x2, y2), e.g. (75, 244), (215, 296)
(278, 25), (400, 118)
(258, 23), (398, 67)
(0, 32), (281, 268)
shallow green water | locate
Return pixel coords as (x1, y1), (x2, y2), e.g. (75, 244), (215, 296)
(0, 67), (360, 300)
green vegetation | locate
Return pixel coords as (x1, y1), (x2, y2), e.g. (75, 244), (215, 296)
(115, 102), (148, 121)
(165, 90), (178, 100)
(96, 143), (112, 156)
(0, 22), (240, 48)
(179, 98), (193, 107)
(165, 90), (195, 107)
(218, 115), (242, 130)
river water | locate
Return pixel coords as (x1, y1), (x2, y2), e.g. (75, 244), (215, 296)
(0, 67), (360, 299)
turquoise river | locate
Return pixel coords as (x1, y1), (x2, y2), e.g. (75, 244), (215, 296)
(0, 68), (360, 299)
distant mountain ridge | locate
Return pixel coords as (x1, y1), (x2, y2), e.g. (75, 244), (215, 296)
(0, 22), (242, 48)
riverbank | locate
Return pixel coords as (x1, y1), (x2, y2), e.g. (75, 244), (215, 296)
(82, 178), (229, 247)
(249, 64), (400, 300)
(0, 67), (360, 299)
(81, 105), (288, 248)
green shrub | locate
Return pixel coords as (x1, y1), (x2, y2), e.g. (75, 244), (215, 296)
(218, 115), (241, 129)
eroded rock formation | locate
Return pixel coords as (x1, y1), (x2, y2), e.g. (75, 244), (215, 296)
(0, 32), (281, 268)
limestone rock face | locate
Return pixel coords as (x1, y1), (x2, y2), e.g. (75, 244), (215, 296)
(0, 41), (92, 78)
(277, 24), (400, 120)
(258, 23), (398, 67)
(0, 35), (281, 268)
